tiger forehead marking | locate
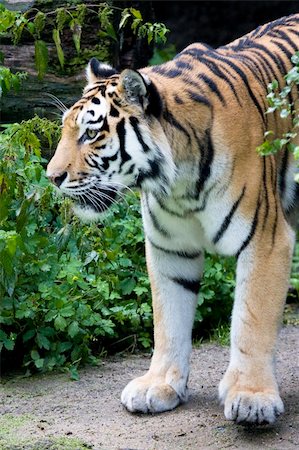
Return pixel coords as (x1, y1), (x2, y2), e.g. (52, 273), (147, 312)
(78, 95), (108, 130)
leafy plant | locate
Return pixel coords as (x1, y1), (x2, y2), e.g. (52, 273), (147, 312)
(0, 64), (26, 96)
(0, 2), (170, 79)
(194, 255), (235, 337)
(119, 7), (169, 44)
(0, 118), (152, 375)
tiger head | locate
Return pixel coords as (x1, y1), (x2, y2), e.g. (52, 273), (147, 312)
(47, 58), (175, 221)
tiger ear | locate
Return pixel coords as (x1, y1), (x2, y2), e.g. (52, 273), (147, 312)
(86, 58), (118, 83)
(119, 69), (148, 103)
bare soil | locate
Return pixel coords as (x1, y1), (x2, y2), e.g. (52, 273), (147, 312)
(0, 325), (298, 450)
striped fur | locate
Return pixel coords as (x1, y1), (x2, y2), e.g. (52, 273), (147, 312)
(47, 15), (299, 424)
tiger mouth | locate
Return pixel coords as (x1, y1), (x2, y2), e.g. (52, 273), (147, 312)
(74, 188), (118, 213)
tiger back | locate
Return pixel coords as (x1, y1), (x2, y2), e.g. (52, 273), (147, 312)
(47, 14), (299, 425)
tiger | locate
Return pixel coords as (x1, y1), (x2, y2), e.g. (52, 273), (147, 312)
(47, 14), (299, 425)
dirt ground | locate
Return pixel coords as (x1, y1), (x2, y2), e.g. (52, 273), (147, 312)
(0, 325), (298, 450)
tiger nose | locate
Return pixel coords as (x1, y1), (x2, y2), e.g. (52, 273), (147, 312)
(47, 171), (68, 187)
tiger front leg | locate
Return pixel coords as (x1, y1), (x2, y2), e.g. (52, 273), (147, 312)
(121, 238), (203, 413)
(219, 216), (295, 424)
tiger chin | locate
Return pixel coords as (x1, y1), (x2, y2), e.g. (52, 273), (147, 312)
(47, 14), (299, 426)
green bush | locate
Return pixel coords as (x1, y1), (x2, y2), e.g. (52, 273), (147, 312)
(0, 119), (152, 376)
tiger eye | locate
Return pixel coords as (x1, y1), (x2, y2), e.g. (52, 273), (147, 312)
(86, 129), (98, 139)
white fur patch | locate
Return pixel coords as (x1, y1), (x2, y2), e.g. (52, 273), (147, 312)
(72, 204), (104, 223)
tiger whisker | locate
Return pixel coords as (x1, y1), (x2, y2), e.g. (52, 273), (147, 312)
(45, 93), (68, 113)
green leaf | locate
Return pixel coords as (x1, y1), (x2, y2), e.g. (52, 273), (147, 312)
(30, 349), (40, 361)
(68, 321), (80, 338)
(35, 358), (44, 369)
(36, 332), (51, 350)
(120, 278), (136, 295)
(119, 11), (131, 30)
(68, 366), (79, 381)
(56, 7), (68, 32)
(34, 40), (48, 80)
(54, 315), (67, 331)
(52, 29), (64, 69)
(33, 12), (46, 39)
(23, 329), (36, 342)
(70, 20), (82, 55)
(130, 8), (142, 20)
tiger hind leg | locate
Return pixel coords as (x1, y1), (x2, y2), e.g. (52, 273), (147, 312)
(219, 212), (295, 424)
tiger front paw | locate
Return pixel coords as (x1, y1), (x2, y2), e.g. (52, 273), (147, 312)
(219, 369), (284, 424)
(121, 373), (187, 413)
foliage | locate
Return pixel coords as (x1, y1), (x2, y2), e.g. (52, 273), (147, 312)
(194, 256), (235, 337)
(0, 63), (26, 96)
(0, 118), (151, 375)
(149, 44), (177, 66)
(0, 2), (169, 78)
(291, 241), (299, 292)
(119, 7), (169, 45)
(257, 52), (299, 177)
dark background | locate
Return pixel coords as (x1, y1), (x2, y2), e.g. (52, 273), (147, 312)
(153, 1), (299, 50)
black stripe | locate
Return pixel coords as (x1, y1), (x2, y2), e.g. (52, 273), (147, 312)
(287, 28), (299, 39)
(271, 29), (298, 53)
(208, 52), (265, 123)
(182, 76), (204, 91)
(199, 73), (226, 105)
(187, 90), (210, 107)
(110, 105), (119, 117)
(279, 149), (289, 197)
(175, 60), (193, 70)
(144, 195), (170, 238)
(177, 46), (211, 61)
(194, 128), (214, 196)
(136, 159), (161, 187)
(174, 95), (184, 104)
(199, 54), (242, 105)
(84, 156), (100, 169)
(129, 116), (150, 152)
(272, 40), (294, 64)
(163, 108), (191, 144)
(249, 49), (278, 87)
(249, 47), (291, 114)
(148, 238), (202, 259)
(91, 97), (101, 104)
(250, 42), (288, 77)
(153, 195), (190, 218)
(100, 152), (118, 171)
(198, 181), (218, 212)
(236, 197), (261, 258)
(272, 197), (279, 245)
(125, 163), (135, 175)
(213, 186), (246, 244)
(171, 277), (201, 294)
(151, 65), (182, 78)
(116, 118), (131, 168)
(262, 157), (269, 231)
(86, 116), (103, 125)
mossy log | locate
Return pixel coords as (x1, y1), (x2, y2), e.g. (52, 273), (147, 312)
(0, 44), (85, 123)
